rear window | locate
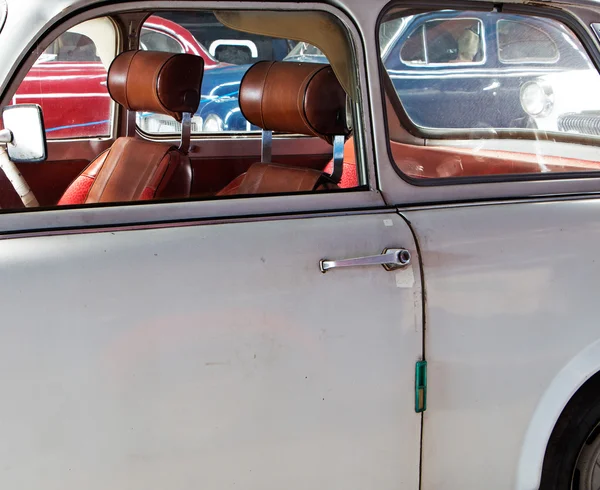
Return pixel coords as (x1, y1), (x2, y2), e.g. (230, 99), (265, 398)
(498, 20), (559, 63)
(140, 28), (184, 53)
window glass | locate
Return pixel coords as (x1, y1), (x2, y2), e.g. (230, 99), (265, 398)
(593, 23), (600, 42)
(380, 17), (406, 56)
(498, 20), (559, 63)
(0, 9), (360, 212)
(400, 25), (425, 63)
(400, 18), (483, 65)
(380, 10), (600, 180)
(140, 28), (184, 53)
(12, 17), (117, 139)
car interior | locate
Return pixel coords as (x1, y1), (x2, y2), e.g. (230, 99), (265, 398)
(0, 9), (364, 210)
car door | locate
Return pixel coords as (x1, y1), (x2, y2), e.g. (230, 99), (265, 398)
(0, 210), (423, 490)
(0, 5), (423, 490)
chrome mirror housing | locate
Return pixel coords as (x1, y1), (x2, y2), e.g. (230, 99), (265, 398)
(1, 105), (47, 163)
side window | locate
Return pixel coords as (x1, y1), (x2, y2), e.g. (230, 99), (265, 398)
(400, 18), (484, 66)
(498, 20), (559, 63)
(380, 10), (600, 180)
(12, 17), (117, 139)
(140, 28), (184, 53)
(0, 9), (361, 212)
(400, 25), (425, 63)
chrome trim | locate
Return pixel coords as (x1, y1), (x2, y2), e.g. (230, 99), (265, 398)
(320, 247), (411, 273)
(261, 129), (272, 163)
(179, 111), (191, 153)
(0, 189), (385, 236)
(330, 134), (345, 183)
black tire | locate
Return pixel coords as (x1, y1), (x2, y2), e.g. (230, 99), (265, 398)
(540, 375), (600, 490)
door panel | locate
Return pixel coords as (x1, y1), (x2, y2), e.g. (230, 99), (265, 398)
(0, 211), (422, 489)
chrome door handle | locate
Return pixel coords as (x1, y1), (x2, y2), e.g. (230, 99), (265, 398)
(320, 248), (411, 273)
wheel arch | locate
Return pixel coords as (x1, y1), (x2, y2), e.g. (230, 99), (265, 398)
(516, 338), (600, 490)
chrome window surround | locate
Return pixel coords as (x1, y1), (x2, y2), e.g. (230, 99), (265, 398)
(399, 16), (487, 68)
(496, 19), (560, 65)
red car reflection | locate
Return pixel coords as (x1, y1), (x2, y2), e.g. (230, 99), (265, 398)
(12, 15), (219, 139)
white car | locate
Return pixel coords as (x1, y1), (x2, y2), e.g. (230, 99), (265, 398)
(2, 1), (600, 490)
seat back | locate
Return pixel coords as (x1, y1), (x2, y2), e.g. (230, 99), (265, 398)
(59, 50), (204, 205)
(218, 61), (352, 196)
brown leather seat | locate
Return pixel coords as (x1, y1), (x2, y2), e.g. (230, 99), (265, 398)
(217, 61), (350, 196)
(59, 50), (203, 205)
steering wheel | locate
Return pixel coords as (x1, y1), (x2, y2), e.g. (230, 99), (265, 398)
(0, 145), (39, 207)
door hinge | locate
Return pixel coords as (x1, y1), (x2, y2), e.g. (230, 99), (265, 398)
(415, 360), (427, 413)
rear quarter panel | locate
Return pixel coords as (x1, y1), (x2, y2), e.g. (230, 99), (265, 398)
(403, 198), (600, 490)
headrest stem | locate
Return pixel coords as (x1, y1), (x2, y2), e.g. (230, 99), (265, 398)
(330, 135), (345, 184)
(261, 129), (272, 163)
(126, 110), (137, 137)
(179, 112), (192, 154)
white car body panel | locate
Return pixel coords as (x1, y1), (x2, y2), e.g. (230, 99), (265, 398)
(404, 198), (600, 490)
(0, 213), (423, 489)
(518, 337), (600, 490)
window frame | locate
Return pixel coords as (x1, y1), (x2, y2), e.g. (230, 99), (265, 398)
(399, 16), (487, 68)
(496, 18), (560, 65)
(0, 0), (376, 229)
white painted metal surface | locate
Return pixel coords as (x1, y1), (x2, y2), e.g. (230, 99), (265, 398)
(2, 0), (600, 488)
(0, 213), (423, 489)
(403, 199), (600, 490)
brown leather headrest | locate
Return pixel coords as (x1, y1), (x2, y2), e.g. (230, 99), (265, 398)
(239, 61), (349, 142)
(108, 51), (204, 122)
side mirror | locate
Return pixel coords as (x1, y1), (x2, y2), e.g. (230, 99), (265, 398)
(1, 104), (47, 163)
